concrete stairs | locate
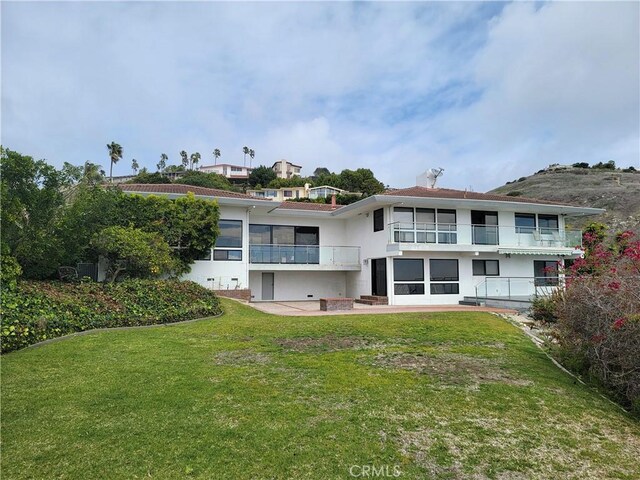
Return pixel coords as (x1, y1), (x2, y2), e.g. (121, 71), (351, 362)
(354, 295), (389, 306)
(459, 296), (532, 311)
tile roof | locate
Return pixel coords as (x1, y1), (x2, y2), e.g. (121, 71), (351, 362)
(117, 183), (257, 199)
(381, 186), (571, 206)
(276, 202), (343, 211)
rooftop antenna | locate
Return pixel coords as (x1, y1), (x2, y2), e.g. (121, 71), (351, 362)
(425, 168), (445, 188)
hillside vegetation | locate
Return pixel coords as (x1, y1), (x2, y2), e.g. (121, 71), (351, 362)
(489, 169), (640, 232)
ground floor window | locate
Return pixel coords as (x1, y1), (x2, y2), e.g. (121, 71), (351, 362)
(534, 260), (559, 286)
(393, 258), (425, 295)
(472, 259), (500, 276)
(430, 259), (459, 294)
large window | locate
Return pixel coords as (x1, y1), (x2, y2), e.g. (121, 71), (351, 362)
(373, 208), (384, 232)
(515, 213), (536, 233)
(430, 259), (459, 294)
(249, 224), (320, 264)
(393, 258), (425, 295)
(217, 220), (242, 247)
(214, 219), (243, 261)
(534, 260), (559, 286)
(392, 207), (457, 244)
(472, 260), (500, 276)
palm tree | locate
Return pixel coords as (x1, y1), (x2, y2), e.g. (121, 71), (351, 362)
(213, 148), (221, 165)
(157, 153), (168, 173)
(131, 158), (139, 175)
(190, 152), (201, 170)
(249, 149), (255, 167)
(180, 150), (189, 170)
(242, 146), (249, 166)
(83, 161), (104, 185)
(107, 142), (123, 182)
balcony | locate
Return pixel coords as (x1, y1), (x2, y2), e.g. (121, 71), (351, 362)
(249, 244), (361, 271)
(388, 222), (582, 251)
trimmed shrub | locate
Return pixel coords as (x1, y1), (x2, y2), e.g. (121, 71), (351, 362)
(0, 279), (222, 353)
(530, 294), (559, 323)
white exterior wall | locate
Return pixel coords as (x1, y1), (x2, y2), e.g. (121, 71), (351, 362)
(182, 206), (250, 289)
(249, 271), (347, 301)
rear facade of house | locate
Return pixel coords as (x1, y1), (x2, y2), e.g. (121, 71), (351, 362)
(120, 183), (602, 306)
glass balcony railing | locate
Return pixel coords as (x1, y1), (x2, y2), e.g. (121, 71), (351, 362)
(249, 244), (360, 267)
(388, 222), (582, 249)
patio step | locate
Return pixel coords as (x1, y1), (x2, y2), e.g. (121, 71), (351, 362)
(355, 295), (388, 305)
(458, 300), (479, 306)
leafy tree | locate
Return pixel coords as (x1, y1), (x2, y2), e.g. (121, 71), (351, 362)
(248, 165), (277, 188)
(572, 162), (590, 169)
(312, 167), (330, 178)
(592, 160), (616, 170)
(157, 153), (168, 173)
(267, 176), (309, 188)
(164, 164), (185, 173)
(107, 142), (123, 182)
(91, 225), (177, 282)
(213, 148), (221, 165)
(132, 158), (139, 174)
(0, 148), (71, 278)
(174, 171), (233, 191)
(337, 168), (385, 196)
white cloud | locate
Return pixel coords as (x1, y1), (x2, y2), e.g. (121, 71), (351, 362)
(1, 2), (637, 190)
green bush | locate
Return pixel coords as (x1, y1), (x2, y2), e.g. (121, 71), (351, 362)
(0, 279), (222, 353)
(530, 295), (558, 323)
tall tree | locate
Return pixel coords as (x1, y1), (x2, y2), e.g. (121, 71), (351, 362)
(157, 153), (167, 173)
(180, 150), (189, 170)
(107, 142), (123, 182)
(213, 148), (221, 165)
(249, 149), (255, 167)
(242, 146), (249, 166)
(248, 165), (277, 188)
(131, 158), (139, 175)
(190, 152), (201, 171)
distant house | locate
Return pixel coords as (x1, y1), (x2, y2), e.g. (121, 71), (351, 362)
(272, 160), (302, 179)
(247, 184), (360, 201)
(199, 164), (253, 180)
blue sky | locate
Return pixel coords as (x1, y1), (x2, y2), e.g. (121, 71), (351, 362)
(2, 1), (638, 191)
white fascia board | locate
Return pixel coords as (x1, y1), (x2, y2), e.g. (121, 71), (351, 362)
(331, 195), (604, 217)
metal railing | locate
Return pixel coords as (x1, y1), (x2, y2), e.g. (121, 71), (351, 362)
(249, 244), (360, 267)
(474, 276), (566, 302)
(388, 222), (582, 249)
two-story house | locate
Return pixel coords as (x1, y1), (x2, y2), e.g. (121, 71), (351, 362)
(199, 163), (253, 180)
(119, 183), (603, 306)
(272, 160), (302, 179)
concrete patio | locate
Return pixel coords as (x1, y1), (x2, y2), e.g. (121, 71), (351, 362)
(245, 300), (516, 316)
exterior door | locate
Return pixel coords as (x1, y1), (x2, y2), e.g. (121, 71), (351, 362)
(262, 273), (274, 300)
(371, 258), (387, 296)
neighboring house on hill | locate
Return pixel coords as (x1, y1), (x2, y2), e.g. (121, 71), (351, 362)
(247, 184), (360, 202)
(118, 182), (603, 307)
(199, 163), (253, 180)
(272, 159), (302, 179)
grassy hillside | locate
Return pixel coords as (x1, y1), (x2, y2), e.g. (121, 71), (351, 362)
(2, 299), (639, 479)
(489, 169), (640, 233)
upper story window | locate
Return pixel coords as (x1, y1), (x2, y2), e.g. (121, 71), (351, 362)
(515, 213), (536, 233)
(373, 208), (384, 232)
(214, 219), (243, 261)
(231, 167), (243, 172)
(217, 220), (243, 247)
(392, 207), (457, 244)
(249, 225), (319, 245)
(538, 215), (559, 233)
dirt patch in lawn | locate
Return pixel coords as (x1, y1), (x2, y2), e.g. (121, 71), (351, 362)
(274, 335), (396, 353)
(213, 350), (272, 366)
(368, 352), (532, 388)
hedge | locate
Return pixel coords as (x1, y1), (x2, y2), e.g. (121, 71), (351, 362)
(1, 279), (223, 353)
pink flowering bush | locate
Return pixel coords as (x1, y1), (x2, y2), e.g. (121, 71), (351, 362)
(554, 225), (640, 414)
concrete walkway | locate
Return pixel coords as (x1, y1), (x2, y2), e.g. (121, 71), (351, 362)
(246, 300), (516, 316)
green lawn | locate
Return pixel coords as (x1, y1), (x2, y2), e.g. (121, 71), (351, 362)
(2, 299), (639, 479)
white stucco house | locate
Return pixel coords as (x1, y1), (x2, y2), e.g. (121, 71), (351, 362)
(119, 183), (603, 306)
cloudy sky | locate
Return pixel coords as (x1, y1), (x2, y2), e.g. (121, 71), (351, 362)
(2, 1), (638, 191)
